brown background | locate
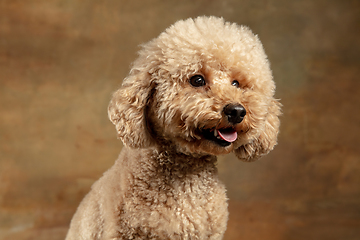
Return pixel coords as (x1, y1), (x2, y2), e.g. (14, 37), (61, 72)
(1, 0), (360, 239)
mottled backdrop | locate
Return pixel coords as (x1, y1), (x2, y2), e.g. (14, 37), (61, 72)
(1, 1), (359, 239)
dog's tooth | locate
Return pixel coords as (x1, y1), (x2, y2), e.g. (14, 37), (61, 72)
(214, 130), (222, 139)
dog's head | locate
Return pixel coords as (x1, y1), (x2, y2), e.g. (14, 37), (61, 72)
(108, 16), (281, 161)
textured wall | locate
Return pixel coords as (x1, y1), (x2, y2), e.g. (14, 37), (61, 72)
(1, 1), (359, 239)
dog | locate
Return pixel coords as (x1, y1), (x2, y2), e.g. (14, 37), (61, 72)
(66, 16), (281, 240)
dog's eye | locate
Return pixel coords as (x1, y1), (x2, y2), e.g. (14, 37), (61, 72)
(190, 75), (206, 87)
(231, 80), (240, 88)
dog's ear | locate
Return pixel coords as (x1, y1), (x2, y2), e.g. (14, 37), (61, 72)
(108, 70), (154, 148)
(234, 99), (281, 162)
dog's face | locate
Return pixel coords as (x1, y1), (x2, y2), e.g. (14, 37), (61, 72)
(108, 17), (281, 161)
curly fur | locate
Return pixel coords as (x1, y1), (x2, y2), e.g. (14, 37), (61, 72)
(66, 16), (281, 240)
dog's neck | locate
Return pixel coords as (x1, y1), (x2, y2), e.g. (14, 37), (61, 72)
(155, 147), (217, 177)
(122, 146), (218, 184)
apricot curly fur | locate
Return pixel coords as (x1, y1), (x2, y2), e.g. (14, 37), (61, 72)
(66, 16), (281, 240)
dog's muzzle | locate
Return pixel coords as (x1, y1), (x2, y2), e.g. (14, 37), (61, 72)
(200, 104), (246, 147)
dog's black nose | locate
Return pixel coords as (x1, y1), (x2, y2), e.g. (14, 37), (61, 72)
(223, 104), (246, 124)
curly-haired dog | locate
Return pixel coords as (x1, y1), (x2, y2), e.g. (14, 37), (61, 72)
(66, 16), (281, 240)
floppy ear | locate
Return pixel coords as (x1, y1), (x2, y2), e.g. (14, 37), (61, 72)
(108, 70), (154, 148)
(234, 99), (281, 162)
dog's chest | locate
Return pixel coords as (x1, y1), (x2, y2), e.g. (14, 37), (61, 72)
(119, 159), (229, 239)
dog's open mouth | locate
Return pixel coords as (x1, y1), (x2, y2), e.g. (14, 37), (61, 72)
(202, 128), (237, 147)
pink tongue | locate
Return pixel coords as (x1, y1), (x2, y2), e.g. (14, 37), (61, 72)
(218, 129), (237, 143)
